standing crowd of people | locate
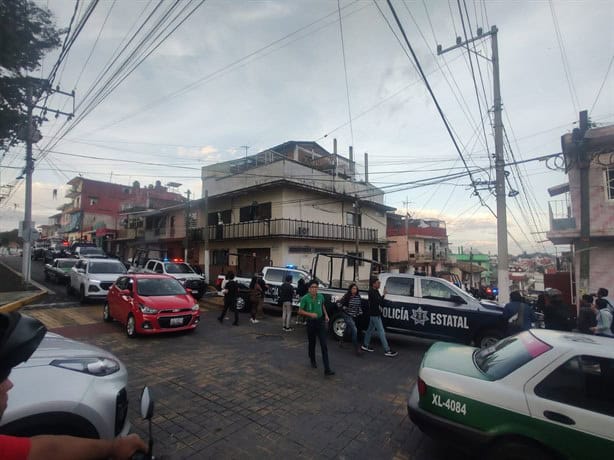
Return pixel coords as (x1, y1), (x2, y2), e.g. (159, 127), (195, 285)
(219, 274), (398, 377)
(502, 286), (614, 338)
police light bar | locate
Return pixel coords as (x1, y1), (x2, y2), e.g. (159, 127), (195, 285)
(285, 264), (296, 269)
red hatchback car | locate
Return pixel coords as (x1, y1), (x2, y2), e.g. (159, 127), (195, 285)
(104, 274), (201, 337)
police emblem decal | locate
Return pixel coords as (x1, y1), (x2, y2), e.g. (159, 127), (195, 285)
(410, 307), (429, 326)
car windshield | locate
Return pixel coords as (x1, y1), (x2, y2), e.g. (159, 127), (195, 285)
(473, 331), (552, 380)
(137, 278), (186, 296)
(164, 263), (194, 274)
(58, 260), (77, 269)
(89, 261), (127, 274)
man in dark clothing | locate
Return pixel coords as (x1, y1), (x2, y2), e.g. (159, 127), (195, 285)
(502, 291), (534, 335)
(542, 289), (572, 332)
(577, 294), (597, 334)
(219, 272), (240, 326)
(279, 275), (295, 331)
(361, 277), (397, 357)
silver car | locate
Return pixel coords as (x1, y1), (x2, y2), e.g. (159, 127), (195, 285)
(0, 332), (130, 439)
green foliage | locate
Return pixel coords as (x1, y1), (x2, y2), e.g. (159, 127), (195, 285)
(0, 229), (20, 246)
(0, 0), (61, 149)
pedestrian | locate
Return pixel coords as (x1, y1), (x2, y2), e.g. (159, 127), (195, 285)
(591, 296), (614, 337)
(295, 278), (308, 325)
(218, 271), (239, 326)
(249, 275), (263, 324)
(279, 274), (295, 331)
(338, 283), (363, 355)
(577, 294), (597, 334)
(256, 272), (267, 320)
(502, 291), (534, 335)
(542, 288), (572, 332)
(0, 312), (147, 459)
(596, 288), (614, 315)
(298, 280), (334, 376)
(362, 277), (398, 357)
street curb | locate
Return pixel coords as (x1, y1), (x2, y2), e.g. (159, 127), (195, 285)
(0, 290), (48, 313)
(0, 260), (49, 313)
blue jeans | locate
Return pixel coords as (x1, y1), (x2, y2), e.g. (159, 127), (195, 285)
(363, 316), (390, 352)
(306, 317), (331, 371)
(342, 313), (359, 347)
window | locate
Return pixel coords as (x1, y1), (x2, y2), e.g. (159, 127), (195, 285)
(415, 241), (419, 254)
(88, 196), (98, 206)
(606, 168), (614, 201)
(208, 210), (231, 226)
(145, 261), (156, 271)
(212, 250), (228, 266)
(385, 277), (414, 296)
(474, 332), (552, 380)
(372, 248), (378, 261)
(535, 355), (614, 417)
(421, 279), (456, 301)
(264, 268), (285, 283)
(154, 263), (164, 274)
(239, 202), (271, 222)
(346, 212), (361, 227)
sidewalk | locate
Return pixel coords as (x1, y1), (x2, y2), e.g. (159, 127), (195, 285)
(0, 261), (47, 312)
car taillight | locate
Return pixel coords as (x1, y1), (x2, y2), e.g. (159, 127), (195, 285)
(417, 377), (427, 396)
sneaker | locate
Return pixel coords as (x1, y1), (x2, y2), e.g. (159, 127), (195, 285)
(361, 345), (375, 353)
(384, 350), (398, 357)
(310, 361), (317, 369)
(217, 317), (223, 324)
(286, 327), (293, 332)
(324, 369), (335, 376)
(283, 327), (289, 331)
(250, 318), (259, 324)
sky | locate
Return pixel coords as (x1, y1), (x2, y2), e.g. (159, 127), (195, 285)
(0, 0), (612, 256)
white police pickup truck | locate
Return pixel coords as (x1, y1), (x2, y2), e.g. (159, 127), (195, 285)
(313, 253), (508, 348)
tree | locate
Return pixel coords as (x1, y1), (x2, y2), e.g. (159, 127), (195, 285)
(0, 0), (61, 150)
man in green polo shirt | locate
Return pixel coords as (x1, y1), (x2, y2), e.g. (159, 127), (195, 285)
(298, 280), (334, 376)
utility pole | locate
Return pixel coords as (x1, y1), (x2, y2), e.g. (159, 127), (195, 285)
(437, 25), (509, 303)
(203, 189), (209, 283)
(403, 197), (411, 273)
(20, 79), (74, 283)
(21, 84), (34, 284)
(353, 196), (360, 280)
(184, 190), (191, 262)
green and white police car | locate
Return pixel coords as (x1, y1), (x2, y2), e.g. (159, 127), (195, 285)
(408, 330), (614, 459)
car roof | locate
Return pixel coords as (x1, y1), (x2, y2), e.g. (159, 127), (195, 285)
(85, 258), (123, 264)
(531, 329), (614, 354)
(128, 273), (174, 280)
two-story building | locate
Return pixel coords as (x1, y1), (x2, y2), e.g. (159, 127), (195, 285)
(56, 177), (184, 251)
(547, 119), (614, 298)
(386, 214), (449, 275)
(116, 141), (394, 280)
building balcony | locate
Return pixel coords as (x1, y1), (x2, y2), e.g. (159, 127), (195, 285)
(116, 228), (145, 240)
(547, 200), (579, 244)
(145, 228), (167, 241)
(192, 218), (379, 243)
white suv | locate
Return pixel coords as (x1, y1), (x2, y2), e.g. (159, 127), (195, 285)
(68, 258), (127, 302)
(140, 259), (206, 300)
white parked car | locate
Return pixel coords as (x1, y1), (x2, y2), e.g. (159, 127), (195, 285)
(68, 258), (127, 302)
(0, 330), (130, 439)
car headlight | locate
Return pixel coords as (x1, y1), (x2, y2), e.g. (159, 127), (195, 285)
(192, 304), (200, 311)
(89, 279), (101, 284)
(139, 304), (158, 314)
(50, 357), (120, 376)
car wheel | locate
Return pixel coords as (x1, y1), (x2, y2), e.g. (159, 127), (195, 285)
(126, 314), (137, 338)
(330, 315), (346, 341)
(487, 439), (555, 460)
(476, 329), (503, 348)
(103, 302), (113, 323)
(79, 285), (87, 304)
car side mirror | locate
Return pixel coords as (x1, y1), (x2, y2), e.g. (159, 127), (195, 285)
(120, 289), (131, 296)
(451, 295), (466, 304)
(77, 268), (85, 274)
(140, 386), (154, 420)
(185, 288), (193, 294)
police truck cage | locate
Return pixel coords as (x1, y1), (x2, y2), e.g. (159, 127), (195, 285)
(310, 253), (383, 292)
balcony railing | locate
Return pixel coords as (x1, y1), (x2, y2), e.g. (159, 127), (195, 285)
(548, 200), (577, 231)
(117, 228), (145, 240)
(193, 218), (379, 243)
(145, 228), (167, 241)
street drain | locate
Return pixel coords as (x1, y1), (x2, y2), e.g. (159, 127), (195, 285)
(256, 334), (283, 341)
